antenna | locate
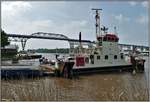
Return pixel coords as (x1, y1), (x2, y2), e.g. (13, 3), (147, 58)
(114, 26), (117, 35)
(91, 8), (102, 41)
(101, 25), (108, 34)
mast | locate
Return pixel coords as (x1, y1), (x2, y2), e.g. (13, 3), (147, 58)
(92, 8), (102, 41)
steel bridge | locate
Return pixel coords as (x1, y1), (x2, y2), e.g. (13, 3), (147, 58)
(7, 32), (149, 53)
(7, 32), (93, 51)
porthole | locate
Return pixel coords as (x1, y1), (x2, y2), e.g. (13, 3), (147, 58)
(97, 55), (100, 60)
(121, 55), (124, 59)
(105, 55), (108, 60)
(90, 55), (94, 59)
(114, 55), (117, 59)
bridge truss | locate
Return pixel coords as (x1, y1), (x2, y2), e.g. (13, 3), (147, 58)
(7, 32), (93, 51)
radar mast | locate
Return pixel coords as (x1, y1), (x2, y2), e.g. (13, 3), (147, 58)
(91, 8), (102, 41)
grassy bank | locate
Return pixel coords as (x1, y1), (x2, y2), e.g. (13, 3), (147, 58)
(1, 76), (149, 101)
(28, 48), (69, 53)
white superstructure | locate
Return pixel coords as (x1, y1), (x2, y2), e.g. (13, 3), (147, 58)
(69, 9), (131, 71)
(71, 33), (131, 70)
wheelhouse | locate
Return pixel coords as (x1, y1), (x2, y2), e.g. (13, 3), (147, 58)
(97, 34), (119, 42)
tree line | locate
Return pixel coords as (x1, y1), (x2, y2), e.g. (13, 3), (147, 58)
(1, 29), (10, 47)
(28, 48), (70, 53)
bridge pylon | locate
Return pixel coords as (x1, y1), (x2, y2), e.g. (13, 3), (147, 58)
(21, 38), (28, 51)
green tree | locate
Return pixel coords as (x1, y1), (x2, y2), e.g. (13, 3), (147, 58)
(1, 29), (10, 47)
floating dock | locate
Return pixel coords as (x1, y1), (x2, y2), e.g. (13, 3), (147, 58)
(1, 65), (54, 79)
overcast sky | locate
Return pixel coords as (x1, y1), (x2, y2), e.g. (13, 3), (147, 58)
(1, 1), (149, 50)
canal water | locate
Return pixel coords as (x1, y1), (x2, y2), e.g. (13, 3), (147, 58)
(1, 53), (149, 101)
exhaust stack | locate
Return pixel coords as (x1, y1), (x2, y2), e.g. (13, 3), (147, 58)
(79, 32), (81, 43)
(79, 32), (82, 53)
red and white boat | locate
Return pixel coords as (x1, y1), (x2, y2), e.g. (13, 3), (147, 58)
(51, 9), (145, 78)
(70, 33), (132, 73)
(56, 9), (133, 76)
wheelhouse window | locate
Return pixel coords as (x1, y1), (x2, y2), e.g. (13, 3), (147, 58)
(112, 38), (114, 41)
(114, 55), (117, 59)
(97, 55), (100, 60)
(105, 55), (108, 60)
(103, 34), (119, 42)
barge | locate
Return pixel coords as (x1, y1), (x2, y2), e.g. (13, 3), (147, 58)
(1, 65), (54, 79)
